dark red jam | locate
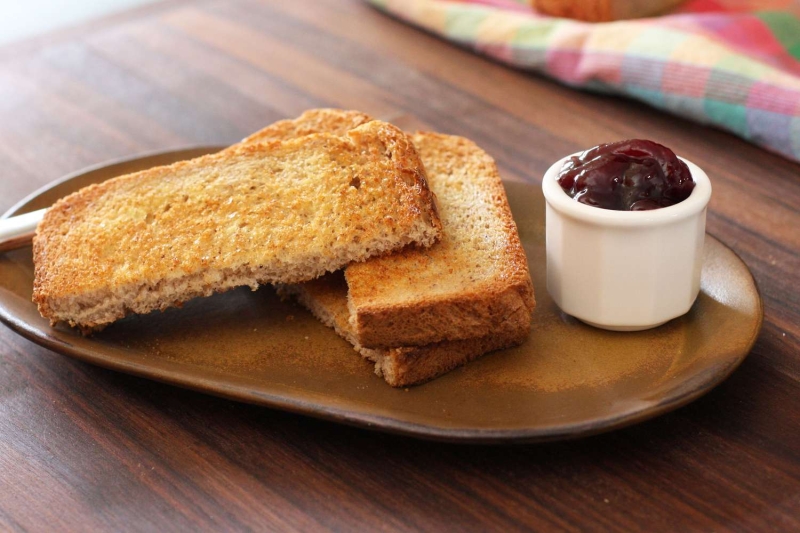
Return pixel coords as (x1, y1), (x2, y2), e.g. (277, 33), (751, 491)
(557, 140), (695, 211)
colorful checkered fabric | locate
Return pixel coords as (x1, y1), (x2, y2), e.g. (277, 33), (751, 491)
(368, 0), (800, 163)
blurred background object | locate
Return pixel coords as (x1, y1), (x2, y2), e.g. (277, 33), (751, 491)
(532, 0), (687, 22)
(370, 0), (800, 163)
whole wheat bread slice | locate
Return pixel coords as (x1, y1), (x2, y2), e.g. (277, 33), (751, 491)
(278, 272), (530, 386)
(243, 113), (535, 349)
(33, 119), (441, 331)
(345, 132), (535, 349)
(257, 110), (535, 385)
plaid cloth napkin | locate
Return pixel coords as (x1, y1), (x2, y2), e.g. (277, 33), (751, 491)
(368, 0), (800, 163)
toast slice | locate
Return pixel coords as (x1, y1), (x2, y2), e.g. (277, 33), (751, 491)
(242, 111), (535, 349)
(278, 272), (530, 387)
(346, 132), (535, 348)
(33, 120), (441, 331)
(254, 110), (534, 385)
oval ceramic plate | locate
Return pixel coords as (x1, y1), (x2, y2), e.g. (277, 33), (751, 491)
(0, 148), (763, 443)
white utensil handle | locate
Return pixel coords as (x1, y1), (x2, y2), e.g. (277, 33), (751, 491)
(0, 208), (47, 252)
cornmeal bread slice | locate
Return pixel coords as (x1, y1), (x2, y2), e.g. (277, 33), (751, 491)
(346, 132), (535, 349)
(33, 120), (441, 330)
(278, 272), (530, 387)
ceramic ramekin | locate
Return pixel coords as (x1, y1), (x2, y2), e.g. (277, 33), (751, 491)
(542, 155), (712, 331)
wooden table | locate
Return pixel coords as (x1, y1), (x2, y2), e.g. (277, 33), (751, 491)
(1, 1), (798, 530)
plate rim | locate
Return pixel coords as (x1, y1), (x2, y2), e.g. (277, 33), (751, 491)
(0, 147), (764, 444)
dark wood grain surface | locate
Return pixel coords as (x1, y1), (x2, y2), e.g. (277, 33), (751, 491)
(1, 0), (798, 531)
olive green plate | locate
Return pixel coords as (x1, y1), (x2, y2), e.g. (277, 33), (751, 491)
(0, 148), (763, 443)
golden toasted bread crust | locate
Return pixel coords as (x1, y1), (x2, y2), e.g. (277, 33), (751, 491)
(368, 314), (529, 387)
(241, 109), (374, 144)
(33, 118), (440, 329)
(278, 273), (529, 387)
(346, 132), (535, 348)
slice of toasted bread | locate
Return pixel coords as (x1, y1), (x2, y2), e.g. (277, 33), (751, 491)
(262, 111), (534, 385)
(345, 132), (535, 349)
(278, 272), (530, 386)
(33, 120), (441, 331)
(242, 113), (534, 349)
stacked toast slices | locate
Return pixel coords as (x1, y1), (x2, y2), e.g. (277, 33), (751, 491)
(32, 109), (535, 385)
(33, 116), (440, 331)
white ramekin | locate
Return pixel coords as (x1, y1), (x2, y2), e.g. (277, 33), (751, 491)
(542, 154), (712, 331)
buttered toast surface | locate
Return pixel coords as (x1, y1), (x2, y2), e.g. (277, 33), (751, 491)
(33, 119), (440, 330)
